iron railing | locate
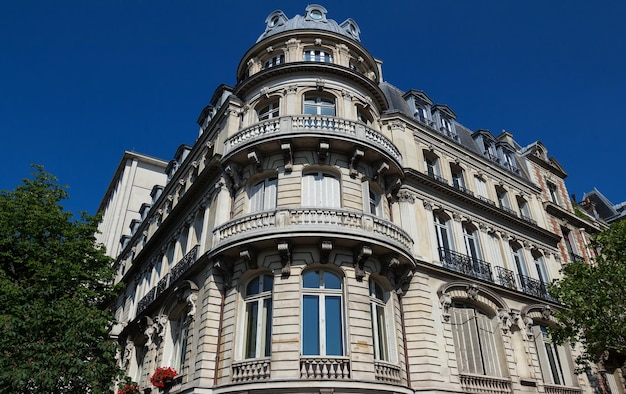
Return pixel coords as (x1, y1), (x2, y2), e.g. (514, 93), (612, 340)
(439, 247), (494, 282)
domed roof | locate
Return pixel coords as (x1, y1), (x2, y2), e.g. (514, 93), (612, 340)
(257, 5), (361, 43)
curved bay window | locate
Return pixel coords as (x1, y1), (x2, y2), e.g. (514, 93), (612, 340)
(256, 98), (280, 121)
(243, 274), (273, 359)
(450, 303), (506, 377)
(303, 49), (333, 63)
(249, 177), (277, 212)
(302, 171), (340, 208)
(303, 93), (336, 116)
(302, 269), (344, 356)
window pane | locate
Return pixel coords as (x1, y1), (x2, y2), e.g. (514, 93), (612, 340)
(303, 270), (320, 288)
(245, 302), (258, 358)
(376, 304), (388, 360)
(325, 295), (343, 356)
(303, 295), (320, 355)
(323, 271), (341, 289)
(263, 299), (272, 357)
(246, 277), (260, 296)
(262, 274), (273, 292)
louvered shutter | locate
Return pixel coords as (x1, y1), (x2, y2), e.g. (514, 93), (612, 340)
(264, 178), (277, 210)
(477, 314), (502, 377)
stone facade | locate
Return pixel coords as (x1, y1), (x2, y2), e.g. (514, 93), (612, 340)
(101, 5), (614, 394)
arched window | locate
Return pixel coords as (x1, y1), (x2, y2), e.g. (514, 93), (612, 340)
(510, 241), (529, 291)
(450, 303), (506, 377)
(256, 98), (280, 121)
(243, 274), (273, 359)
(249, 177), (277, 212)
(302, 270), (343, 356)
(303, 49), (333, 63)
(369, 278), (394, 361)
(303, 93), (336, 116)
(302, 171), (340, 208)
(532, 252), (549, 285)
(517, 196), (532, 221)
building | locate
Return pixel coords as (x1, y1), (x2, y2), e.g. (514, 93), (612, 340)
(579, 188), (626, 224)
(100, 5), (614, 393)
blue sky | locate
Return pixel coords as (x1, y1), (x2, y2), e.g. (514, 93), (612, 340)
(1, 1), (624, 216)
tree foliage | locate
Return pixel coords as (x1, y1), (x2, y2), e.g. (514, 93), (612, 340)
(0, 165), (122, 393)
(549, 220), (626, 370)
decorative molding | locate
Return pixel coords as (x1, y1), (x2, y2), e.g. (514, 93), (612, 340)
(316, 78), (325, 91)
(466, 284), (480, 300)
(354, 244), (372, 280)
(224, 163), (241, 191)
(499, 309), (512, 334)
(440, 293), (452, 322)
(277, 241), (291, 276)
(214, 258), (234, 289)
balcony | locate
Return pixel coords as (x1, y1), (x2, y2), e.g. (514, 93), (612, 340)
(544, 384), (582, 394)
(453, 183), (474, 197)
(136, 245), (200, 315)
(212, 208), (413, 255)
(460, 374), (511, 394)
(232, 358), (270, 382)
(520, 214), (537, 226)
(439, 247), (494, 283)
(224, 115), (401, 164)
(300, 356), (350, 379)
(374, 361), (402, 383)
(495, 267), (557, 302)
(426, 170), (448, 185)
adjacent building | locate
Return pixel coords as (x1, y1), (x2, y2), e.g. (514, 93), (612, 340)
(100, 5), (614, 394)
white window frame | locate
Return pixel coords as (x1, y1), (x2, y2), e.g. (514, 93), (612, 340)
(303, 93), (336, 116)
(242, 274), (273, 359)
(302, 270), (344, 356)
(256, 99), (280, 121)
(263, 54), (285, 69)
(169, 313), (190, 373)
(249, 177), (278, 212)
(463, 223), (482, 261)
(547, 182), (560, 205)
(362, 181), (382, 216)
(434, 212), (453, 252)
(303, 49), (333, 63)
(302, 171), (340, 208)
(532, 325), (575, 386)
(474, 176), (489, 199)
(369, 278), (396, 362)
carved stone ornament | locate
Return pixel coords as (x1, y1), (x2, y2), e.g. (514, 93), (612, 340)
(277, 241), (291, 276)
(224, 164), (241, 191)
(186, 293), (198, 318)
(240, 248), (257, 270)
(395, 190), (415, 204)
(349, 148), (364, 177)
(281, 142), (293, 172)
(388, 120), (405, 130)
(498, 309), (512, 334)
(541, 305), (552, 320)
(354, 244), (372, 280)
(314, 38), (322, 46)
(214, 258), (234, 289)
(524, 316), (535, 338)
(466, 284), (480, 300)
(122, 338), (134, 368)
(440, 293), (452, 322)
(320, 240), (333, 264)
(423, 199), (433, 210)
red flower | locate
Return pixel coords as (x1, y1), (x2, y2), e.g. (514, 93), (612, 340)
(150, 366), (178, 388)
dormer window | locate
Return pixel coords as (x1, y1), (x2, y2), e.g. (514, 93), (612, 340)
(303, 49), (333, 63)
(305, 5), (328, 22)
(263, 10), (287, 31)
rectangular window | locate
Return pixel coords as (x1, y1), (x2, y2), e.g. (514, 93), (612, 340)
(532, 325), (574, 386)
(250, 177), (278, 212)
(547, 183), (560, 205)
(302, 172), (340, 208)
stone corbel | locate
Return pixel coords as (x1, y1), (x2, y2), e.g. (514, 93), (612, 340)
(385, 176), (402, 199)
(374, 162), (389, 180)
(240, 248), (257, 270)
(524, 316), (534, 338)
(395, 265), (414, 295)
(541, 305), (552, 320)
(247, 151), (262, 173)
(316, 78), (325, 91)
(224, 163), (241, 191)
(381, 255), (400, 284)
(320, 240), (333, 264)
(214, 257), (234, 289)
(277, 241), (291, 276)
(349, 148), (364, 177)
(354, 244), (372, 280)
(281, 142), (293, 172)
(186, 293), (198, 318)
(318, 141), (330, 162)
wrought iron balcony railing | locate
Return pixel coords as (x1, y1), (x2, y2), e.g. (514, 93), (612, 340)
(426, 170), (448, 185)
(495, 266), (557, 302)
(453, 183), (474, 197)
(495, 266), (517, 291)
(136, 245), (199, 315)
(439, 247), (494, 282)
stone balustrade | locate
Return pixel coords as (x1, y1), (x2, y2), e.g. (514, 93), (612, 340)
(300, 357), (350, 379)
(231, 358), (271, 382)
(374, 361), (402, 383)
(213, 208), (413, 251)
(459, 374), (512, 394)
(224, 115), (401, 163)
(544, 384), (582, 394)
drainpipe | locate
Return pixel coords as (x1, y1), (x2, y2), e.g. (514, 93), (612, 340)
(398, 292), (411, 389)
(213, 281), (226, 386)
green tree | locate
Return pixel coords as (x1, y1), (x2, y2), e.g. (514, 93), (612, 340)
(0, 166), (122, 393)
(549, 220), (626, 372)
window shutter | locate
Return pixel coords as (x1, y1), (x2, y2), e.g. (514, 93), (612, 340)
(477, 315), (502, 377)
(250, 181), (263, 212)
(532, 325), (553, 384)
(264, 178), (277, 210)
(452, 308), (484, 375)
